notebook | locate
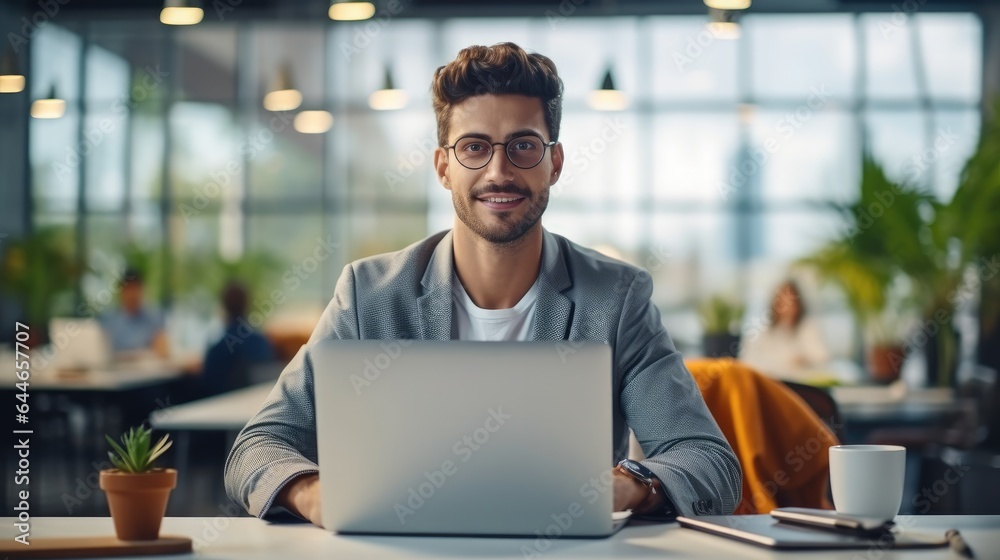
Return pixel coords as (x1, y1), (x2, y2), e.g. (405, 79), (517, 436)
(677, 515), (949, 550)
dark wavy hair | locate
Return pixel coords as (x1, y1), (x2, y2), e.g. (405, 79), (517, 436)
(431, 42), (564, 146)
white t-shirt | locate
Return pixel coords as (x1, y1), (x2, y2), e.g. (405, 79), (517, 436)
(451, 272), (540, 341)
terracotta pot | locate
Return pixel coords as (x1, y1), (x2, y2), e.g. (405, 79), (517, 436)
(99, 468), (177, 541)
(868, 345), (906, 384)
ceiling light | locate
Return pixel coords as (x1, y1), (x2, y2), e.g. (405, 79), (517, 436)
(160, 0), (204, 26)
(31, 85), (65, 119)
(294, 110), (333, 134)
(704, 0), (751, 9)
(587, 68), (628, 111)
(263, 63), (302, 112)
(0, 47), (25, 94)
(329, 1), (375, 21)
(708, 8), (741, 40)
(368, 66), (408, 111)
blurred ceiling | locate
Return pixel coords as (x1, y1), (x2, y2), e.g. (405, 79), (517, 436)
(0, 0), (995, 20)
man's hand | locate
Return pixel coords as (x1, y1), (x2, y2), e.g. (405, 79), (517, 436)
(276, 473), (323, 527)
(612, 468), (648, 512)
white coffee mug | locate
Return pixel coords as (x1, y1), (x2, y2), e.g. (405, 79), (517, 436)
(829, 445), (906, 520)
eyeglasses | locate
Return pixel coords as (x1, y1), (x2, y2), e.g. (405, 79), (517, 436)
(443, 134), (557, 170)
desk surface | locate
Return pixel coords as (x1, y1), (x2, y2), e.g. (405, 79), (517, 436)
(4, 516), (998, 559)
(150, 383), (272, 430)
(831, 386), (972, 422)
(0, 363), (186, 392)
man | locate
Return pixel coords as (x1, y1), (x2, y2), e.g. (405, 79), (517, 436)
(196, 280), (275, 397)
(225, 43), (741, 526)
(99, 268), (168, 359)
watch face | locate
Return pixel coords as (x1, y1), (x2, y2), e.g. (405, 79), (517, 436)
(621, 461), (652, 485)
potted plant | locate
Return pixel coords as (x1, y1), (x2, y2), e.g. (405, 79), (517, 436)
(950, 99), (1000, 381)
(0, 226), (83, 344)
(100, 425), (176, 541)
(800, 153), (965, 386)
(865, 313), (909, 384)
(699, 295), (745, 358)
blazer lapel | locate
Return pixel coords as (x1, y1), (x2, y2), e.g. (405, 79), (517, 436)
(417, 230), (454, 340)
(531, 230), (574, 341)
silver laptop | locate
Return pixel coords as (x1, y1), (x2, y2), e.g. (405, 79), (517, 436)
(46, 318), (112, 370)
(312, 339), (628, 537)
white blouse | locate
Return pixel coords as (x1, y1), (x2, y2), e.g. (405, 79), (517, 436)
(738, 318), (831, 380)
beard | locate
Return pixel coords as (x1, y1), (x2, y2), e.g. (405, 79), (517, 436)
(453, 182), (549, 245)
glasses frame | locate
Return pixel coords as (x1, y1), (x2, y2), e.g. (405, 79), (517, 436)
(443, 134), (558, 170)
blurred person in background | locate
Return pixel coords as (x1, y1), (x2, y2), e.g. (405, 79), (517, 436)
(195, 280), (275, 397)
(739, 280), (830, 378)
(99, 267), (169, 359)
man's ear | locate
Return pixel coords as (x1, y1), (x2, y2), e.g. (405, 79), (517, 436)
(434, 146), (451, 191)
(549, 142), (564, 186)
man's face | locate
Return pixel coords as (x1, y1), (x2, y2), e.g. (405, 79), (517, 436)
(121, 282), (143, 314)
(434, 94), (563, 245)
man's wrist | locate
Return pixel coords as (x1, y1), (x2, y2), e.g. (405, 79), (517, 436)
(634, 481), (666, 514)
(278, 472), (319, 518)
(616, 460), (676, 517)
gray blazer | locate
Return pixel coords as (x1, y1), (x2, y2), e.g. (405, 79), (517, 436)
(225, 229), (742, 518)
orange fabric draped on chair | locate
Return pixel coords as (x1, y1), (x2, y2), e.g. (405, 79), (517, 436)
(685, 359), (838, 514)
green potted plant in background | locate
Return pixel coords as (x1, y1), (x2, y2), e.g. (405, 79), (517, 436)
(0, 226), (83, 344)
(949, 99), (1000, 381)
(699, 295), (745, 358)
(111, 243), (285, 309)
(800, 132), (1000, 387)
(865, 312), (911, 384)
(100, 425), (176, 541)
(800, 154), (959, 385)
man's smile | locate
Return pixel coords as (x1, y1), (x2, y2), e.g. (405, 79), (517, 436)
(476, 193), (527, 211)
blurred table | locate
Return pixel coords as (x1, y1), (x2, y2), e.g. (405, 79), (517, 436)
(0, 360), (187, 439)
(1, 363), (187, 392)
(3, 515), (998, 559)
(150, 382), (272, 431)
(0, 362), (188, 515)
(149, 382), (273, 494)
(831, 385), (975, 423)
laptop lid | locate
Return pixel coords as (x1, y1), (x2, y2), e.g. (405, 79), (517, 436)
(312, 339), (614, 537)
(46, 318), (112, 370)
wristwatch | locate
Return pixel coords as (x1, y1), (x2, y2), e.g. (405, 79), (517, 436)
(616, 459), (677, 519)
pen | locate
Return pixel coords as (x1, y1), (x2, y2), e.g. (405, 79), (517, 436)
(945, 529), (975, 559)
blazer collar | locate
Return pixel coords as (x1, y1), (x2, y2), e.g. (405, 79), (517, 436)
(416, 230), (455, 340)
(531, 229), (574, 340)
(416, 228), (574, 341)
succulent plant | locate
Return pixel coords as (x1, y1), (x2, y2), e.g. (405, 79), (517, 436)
(105, 425), (173, 474)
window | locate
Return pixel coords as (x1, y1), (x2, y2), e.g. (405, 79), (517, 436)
(31, 13), (983, 354)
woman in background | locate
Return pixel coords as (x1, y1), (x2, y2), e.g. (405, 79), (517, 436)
(739, 280), (830, 378)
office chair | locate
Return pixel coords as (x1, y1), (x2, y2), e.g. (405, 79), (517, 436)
(631, 359), (839, 514)
(782, 380), (846, 444)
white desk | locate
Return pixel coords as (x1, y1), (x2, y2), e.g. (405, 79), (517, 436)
(150, 383), (273, 431)
(1, 364), (186, 392)
(831, 386), (974, 423)
(3, 516), (998, 559)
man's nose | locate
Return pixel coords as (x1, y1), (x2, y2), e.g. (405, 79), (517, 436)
(481, 146), (517, 184)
